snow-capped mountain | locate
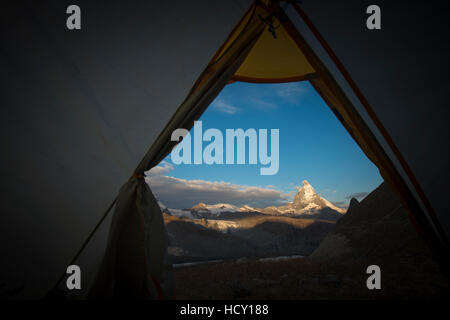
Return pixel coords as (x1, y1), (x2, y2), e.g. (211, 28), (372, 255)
(162, 180), (346, 220)
(239, 205), (261, 213)
(264, 180), (346, 216)
(191, 203), (240, 215)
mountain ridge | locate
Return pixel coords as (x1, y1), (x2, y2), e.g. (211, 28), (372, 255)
(164, 180), (346, 221)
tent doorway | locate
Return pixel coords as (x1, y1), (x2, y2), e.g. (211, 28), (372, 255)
(147, 79), (446, 299)
(149, 79), (383, 262)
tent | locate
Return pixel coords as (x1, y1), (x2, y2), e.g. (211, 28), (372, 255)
(1, 0), (449, 299)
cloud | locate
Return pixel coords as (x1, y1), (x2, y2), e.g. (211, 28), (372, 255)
(321, 188), (337, 194)
(146, 161), (174, 176)
(285, 190), (297, 201)
(210, 99), (239, 114)
(146, 175), (290, 209)
(276, 83), (309, 104)
(250, 98), (278, 110)
(332, 201), (349, 209)
(276, 82), (307, 97)
(346, 192), (369, 200)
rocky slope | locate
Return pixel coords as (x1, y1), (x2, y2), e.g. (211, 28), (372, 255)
(312, 182), (433, 260)
(164, 213), (335, 264)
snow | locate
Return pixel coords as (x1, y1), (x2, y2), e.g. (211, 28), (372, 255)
(208, 220), (239, 232)
(239, 205), (259, 212)
(321, 198), (346, 214)
(302, 203), (320, 213)
(300, 180), (316, 202)
(204, 203), (240, 215)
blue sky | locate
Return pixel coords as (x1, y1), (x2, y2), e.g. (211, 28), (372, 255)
(147, 81), (383, 209)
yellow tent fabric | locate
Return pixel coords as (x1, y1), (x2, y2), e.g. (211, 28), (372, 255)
(211, 2), (316, 84)
(234, 18), (315, 82)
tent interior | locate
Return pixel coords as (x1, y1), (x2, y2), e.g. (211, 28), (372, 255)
(1, 0), (449, 299)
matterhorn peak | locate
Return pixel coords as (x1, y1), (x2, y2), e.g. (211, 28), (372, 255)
(300, 180), (315, 193)
(293, 180), (318, 207)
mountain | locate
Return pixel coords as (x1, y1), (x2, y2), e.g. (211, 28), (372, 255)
(160, 180), (346, 266)
(238, 205), (260, 212)
(259, 180), (345, 219)
(164, 212), (335, 264)
(186, 203), (261, 220)
(163, 180), (346, 221)
(191, 203), (240, 215)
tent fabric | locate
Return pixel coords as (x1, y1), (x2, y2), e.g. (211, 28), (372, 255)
(213, 2), (316, 83)
(310, 76), (440, 253)
(88, 176), (173, 299)
(233, 16), (316, 82)
(0, 0), (254, 298)
(136, 2), (268, 173)
(87, 2), (269, 299)
(283, 1), (450, 258)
